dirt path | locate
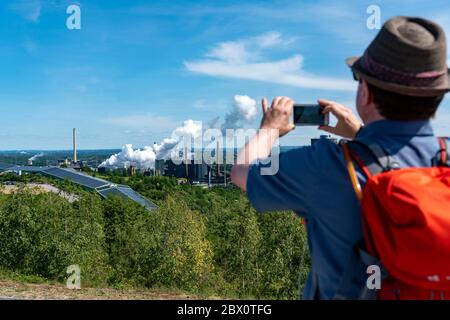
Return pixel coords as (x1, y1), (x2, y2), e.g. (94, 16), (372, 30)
(0, 279), (197, 300)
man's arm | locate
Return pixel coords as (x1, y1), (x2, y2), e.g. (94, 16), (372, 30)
(231, 98), (362, 191)
(231, 97), (295, 190)
(230, 129), (279, 191)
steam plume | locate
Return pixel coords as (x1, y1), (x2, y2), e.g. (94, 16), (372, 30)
(99, 120), (201, 170)
(29, 152), (44, 161)
(221, 95), (258, 132)
(100, 95), (258, 170)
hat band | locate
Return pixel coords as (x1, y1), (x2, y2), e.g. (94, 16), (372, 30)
(360, 51), (447, 87)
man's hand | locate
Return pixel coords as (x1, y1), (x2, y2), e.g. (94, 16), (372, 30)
(318, 99), (363, 139)
(231, 96), (294, 191)
(260, 97), (296, 138)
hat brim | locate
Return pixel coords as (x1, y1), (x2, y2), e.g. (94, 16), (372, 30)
(346, 56), (450, 97)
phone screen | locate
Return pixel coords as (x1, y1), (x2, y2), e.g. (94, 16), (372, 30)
(293, 105), (326, 126)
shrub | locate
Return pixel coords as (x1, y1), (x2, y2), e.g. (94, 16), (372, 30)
(257, 212), (310, 299)
(103, 195), (214, 291)
(145, 196), (214, 290)
(0, 176), (312, 299)
(199, 191), (262, 297)
(0, 189), (110, 286)
(102, 195), (159, 287)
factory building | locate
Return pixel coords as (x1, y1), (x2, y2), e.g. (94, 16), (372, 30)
(154, 159), (165, 176)
(157, 159), (214, 182)
(154, 141), (230, 185)
(186, 162), (208, 181)
(73, 128), (77, 164)
(164, 160), (186, 178)
(311, 135), (338, 146)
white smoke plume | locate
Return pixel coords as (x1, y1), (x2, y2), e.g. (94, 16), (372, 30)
(99, 120), (202, 170)
(29, 152), (44, 161)
(221, 95), (258, 132)
(100, 95), (258, 170)
(100, 144), (156, 170)
(173, 119), (202, 138)
(152, 138), (178, 161)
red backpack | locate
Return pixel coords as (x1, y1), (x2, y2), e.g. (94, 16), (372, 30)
(340, 137), (450, 300)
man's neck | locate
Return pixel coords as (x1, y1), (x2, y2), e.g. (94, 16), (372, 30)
(362, 113), (385, 126)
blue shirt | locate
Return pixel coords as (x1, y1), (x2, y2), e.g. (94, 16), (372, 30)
(246, 120), (443, 299)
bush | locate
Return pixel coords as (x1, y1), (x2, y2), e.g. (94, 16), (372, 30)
(102, 195), (159, 287)
(0, 176), (311, 299)
(202, 192), (262, 297)
(103, 195), (214, 291)
(146, 196), (214, 290)
(0, 189), (110, 286)
(257, 212), (310, 299)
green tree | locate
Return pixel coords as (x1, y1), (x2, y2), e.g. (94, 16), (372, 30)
(0, 190), (110, 286)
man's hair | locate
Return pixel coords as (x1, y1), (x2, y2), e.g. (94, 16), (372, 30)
(367, 83), (444, 121)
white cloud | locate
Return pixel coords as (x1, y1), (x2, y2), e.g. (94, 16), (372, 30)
(233, 95), (258, 121)
(123, 3), (370, 46)
(206, 42), (250, 65)
(10, 0), (41, 22)
(254, 31), (297, 48)
(185, 32), (355, 92)
(205, 31), (296, 64)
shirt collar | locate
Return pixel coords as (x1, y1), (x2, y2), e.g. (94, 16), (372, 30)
(356, 119), (434, 141)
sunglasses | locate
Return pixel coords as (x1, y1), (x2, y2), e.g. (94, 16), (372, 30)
(352, 71), (362, 83)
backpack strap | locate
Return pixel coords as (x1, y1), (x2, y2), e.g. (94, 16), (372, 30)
(349, 141), (401, 174)
(340, 140), (399, 201)
(340, 141), (363, 202)
(337, 140), (391, 300)
(434, 137), (450, 167)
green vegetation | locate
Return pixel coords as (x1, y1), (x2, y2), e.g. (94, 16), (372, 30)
(0, 173), (310, 299)
(0, 189), (110, 286)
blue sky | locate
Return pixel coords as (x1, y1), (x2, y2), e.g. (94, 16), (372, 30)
(0, 0), (449, 150)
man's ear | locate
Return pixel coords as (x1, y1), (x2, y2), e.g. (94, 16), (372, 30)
(361, 80), (373, 105)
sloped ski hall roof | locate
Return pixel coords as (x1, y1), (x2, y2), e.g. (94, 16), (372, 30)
(0, 165), (157, 211)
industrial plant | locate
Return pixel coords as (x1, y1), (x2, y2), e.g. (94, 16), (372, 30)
(311, 135), (338, 146)
(153, 142), (232, 186)
(0, 128), (337, 210)
(99, 139), (234, 187)
(0, 128), (158, 211)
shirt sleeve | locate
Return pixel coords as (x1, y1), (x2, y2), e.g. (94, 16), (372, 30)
(246, 145), (321, 215)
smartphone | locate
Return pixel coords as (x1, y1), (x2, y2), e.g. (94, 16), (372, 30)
(290, 104), (329, 126)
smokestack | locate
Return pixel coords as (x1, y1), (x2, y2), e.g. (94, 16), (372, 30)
(185, 145), (189, 178)
(216, 140), (220, 177)
(224, 153), (226, 186)
(208, 166), (211, 188)
(73, 128), (77, 163)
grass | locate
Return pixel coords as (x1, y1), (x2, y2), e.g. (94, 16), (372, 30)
(0, 269), (52, 285)
(0, 269), (209, 300)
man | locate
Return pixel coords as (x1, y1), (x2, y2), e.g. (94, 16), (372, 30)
(231, 16), (449, 299)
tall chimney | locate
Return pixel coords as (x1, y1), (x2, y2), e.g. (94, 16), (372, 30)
(73, 128), (77, 163)
(185, 145), (189, 178)
(216, 140), (220, 177)
(224, 153), (226, 186)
